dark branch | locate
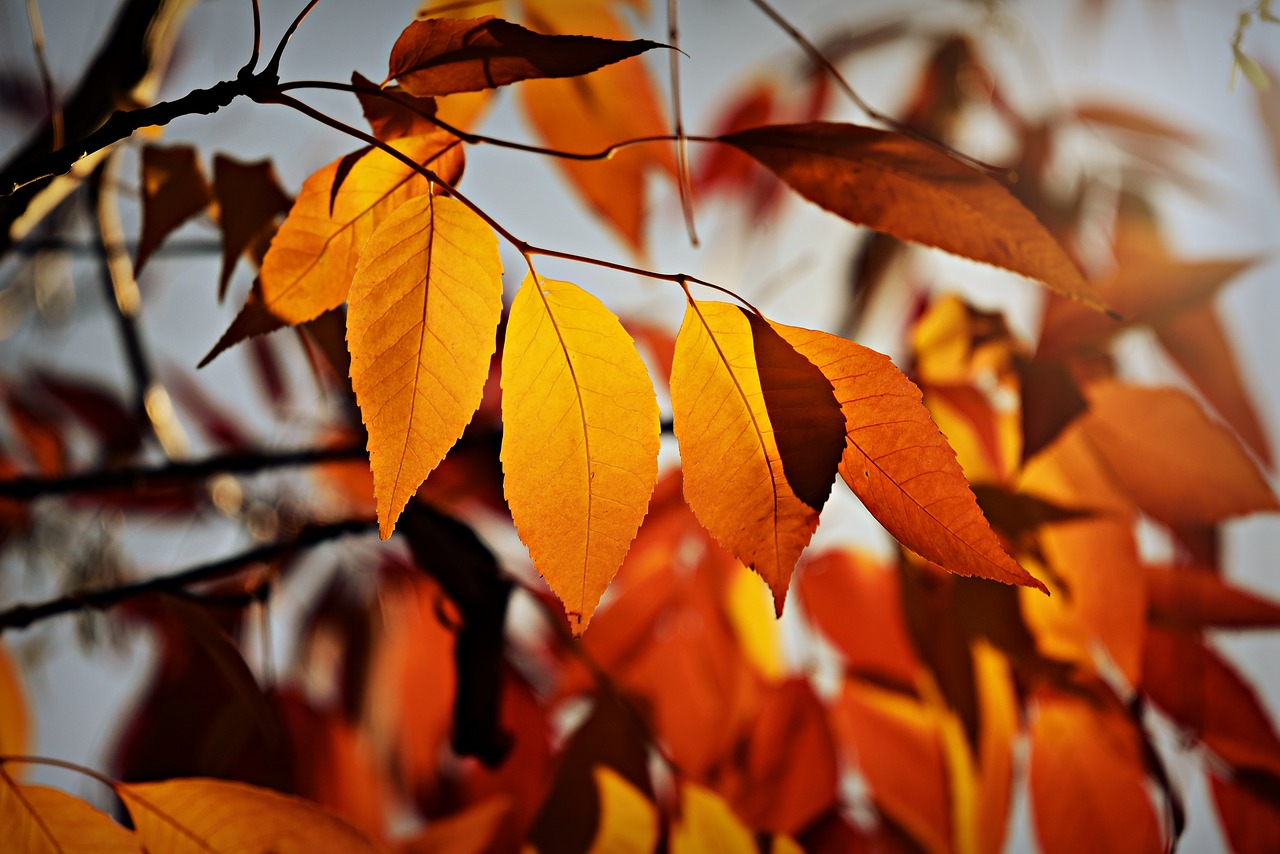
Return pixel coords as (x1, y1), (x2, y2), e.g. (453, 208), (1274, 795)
(0, 444), (366, 501)
(0, 518), (377, 633)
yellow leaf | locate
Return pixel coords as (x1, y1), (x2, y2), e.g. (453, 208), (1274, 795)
(119, 778), (382, 854)
(347, 192), (503, 539)
(670, 301), (845, 613)
(501, 275), (659, 633)
(670, 783), (757, 854)
(259, 132), (465, 326)
(587, 767), (658, 854)
(0, 772), (140, 853)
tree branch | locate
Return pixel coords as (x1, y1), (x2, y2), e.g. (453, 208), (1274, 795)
(0, 518), (376, 633)
(0, 444), (365, 501)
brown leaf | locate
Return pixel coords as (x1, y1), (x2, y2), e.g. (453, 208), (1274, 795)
(1145, 565), (1280, 630)
(211, 155), (291, 301)
(389, 16), (664, 96)
(351, 71), (439, 141)
(777, 324), (1045, 592)
(136, 145), (211, 275)
(723, 122), (1101, 309)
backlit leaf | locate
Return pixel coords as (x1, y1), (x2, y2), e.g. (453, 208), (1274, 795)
(517, 2), (675, 251)
(258, 132), (465, 327)
(0, 774), (140, 854)
(1146, 565), (1280, 630)
(1029, 691), (1163, 854)
(587, 767), (658, 854)
(119, 778), (382, 853)
(670, 302), (845, 613)
(0, 646), (28, 757)
(347, 192), (502, 538)
(501, 275), (659, 633)
(389, 16), (664, 96)
(723, 123), (1101, 309)
(136, 145), (210, 274)
(1079, 381), (1278, 525)
(351, 72), (439, 142)
(777, 324), (1045, 592)
(669, 783), (756, 854)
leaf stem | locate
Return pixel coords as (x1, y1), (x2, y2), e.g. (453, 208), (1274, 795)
(667, 0), (700, 247)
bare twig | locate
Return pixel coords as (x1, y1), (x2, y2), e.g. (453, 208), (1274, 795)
(0, 518), (377, 632)
(24, 0), (62, 151)
(240, 0), (263, 77)
(263, 0), (323, 79)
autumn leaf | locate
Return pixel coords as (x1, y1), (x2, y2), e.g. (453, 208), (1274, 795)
(723, 123), (1103, 309)
(0, 647), (27, 757)
(1145, 565), (1280, 630)
(670, 302), (845, 613)
(351, 71), (440, 142)
(206, 155), (292, 303)
(587, 767), (658, 854)
(517, 2), (675, 251)
(669, 782), (757, 854)
(1079, 380), (1278, 525)
(136, 144), (210, 275)
(776, 324), (1046, 592)
(345, 192), (501, 539)
(118, 778), (383, 853)
(389, 16), (664, 96)
(0, 773), (141, 854)
(501, 274), (659, 633)
(257, 131), (465, 327)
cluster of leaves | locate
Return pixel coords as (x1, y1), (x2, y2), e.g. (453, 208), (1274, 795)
(1, 0), (1279, 852)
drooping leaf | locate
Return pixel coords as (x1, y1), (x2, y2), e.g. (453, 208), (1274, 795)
(257, 132), (465, 327)
(135, 144), (211, 275)
(119, 778), (382, 853)
(346, 192), (502, 538)
(0, 646), (28, 757)
(587, 767), (657, 854)
(501, 275), (659, 633)
(1211, 768), (1280, 854)
(1079, 381), (1278, 525)
(669, 782), (757, 854)
(776, 324), (1046, 592)
(670, 302), (845, 613)
(351, 71), (439, 141)
(722, 122), (1101, 309)
(517, 2), (675, 251)
(211, 155), (292, 301)
(1145, 565), (1280, 630)
(1029, 690), (1163, 854)
(389, 16), (664, 97)
(0, 774), (140, 854)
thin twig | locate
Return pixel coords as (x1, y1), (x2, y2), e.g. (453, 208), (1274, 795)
(0, 444), (366, 501)
(240, 0), (263, 77)
(10, 236), (224, 257)
(0, 518), (377, 632)
(276, 80), (697, 161)
(263, 0), (323, 79)
(744, 0), (1012, 179)
(24, 0), (62, 151)
(667, 0), (700, 247)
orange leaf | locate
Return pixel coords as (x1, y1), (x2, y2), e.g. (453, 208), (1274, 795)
(723, 122), (1101, 309)
(118, 778), (382, 853)
(1079, 380), (1278, 525)
(258, 132), (465, 327)
(777, 324), (1045, 592)
(501, 275), (659, 633)
(0, 646), (28, 757)
(669, 783), (757, 854)
(347, 192), (502, 538)
(1145, 565), (1280, 630)
(136, 144), (210, 275)
(1028, 691), (1163, 854)
(670, 302), (845, 613)
(517, 2), (674, 251)
(399, 796), (510, 854)
(0, 773), (140, 853)
(389, 16), (664, 96)
(350, 72), (440, 142)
